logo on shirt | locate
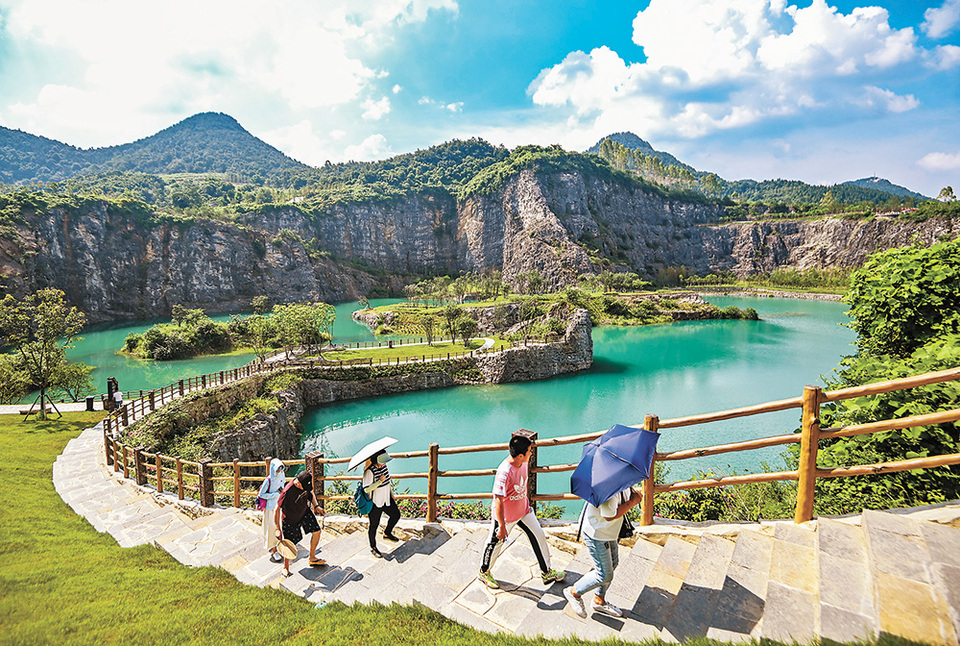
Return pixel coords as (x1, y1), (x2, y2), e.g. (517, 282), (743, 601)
(508, 476), (526, 500)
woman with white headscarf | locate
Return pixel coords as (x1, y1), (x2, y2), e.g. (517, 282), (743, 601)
(258, 458), (287, 562)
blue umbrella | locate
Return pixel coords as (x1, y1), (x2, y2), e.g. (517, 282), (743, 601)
(570, 424), (660, 507)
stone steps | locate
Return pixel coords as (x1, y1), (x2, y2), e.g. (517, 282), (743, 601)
(52, 424), (960, 644)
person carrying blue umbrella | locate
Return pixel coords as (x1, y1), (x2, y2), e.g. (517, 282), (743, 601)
(563, 423), (659, 619)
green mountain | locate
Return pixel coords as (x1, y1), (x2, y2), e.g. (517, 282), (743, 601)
(586, 132), (695, 172)
(588, 133), (927, 206)
(0, 112), (306, 184)
(842, 176), (928, 200)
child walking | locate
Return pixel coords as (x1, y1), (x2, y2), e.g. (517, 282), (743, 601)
(477, 434), (565, 589)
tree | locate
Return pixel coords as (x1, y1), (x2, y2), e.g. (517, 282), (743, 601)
(798, 238), (960, 514)
(0, 354), (29, 404)
(51, 361), (95, 402)
(457, 316), (479, 346)
(420, 314), (437, 346)
(251, 296), (270, 315)
(271, 302), (336, 357)
(938, 186), (956, 202)
(0, 289), (86, 419)
(440, 304), (461, 340)
(844, 239), (960, 357)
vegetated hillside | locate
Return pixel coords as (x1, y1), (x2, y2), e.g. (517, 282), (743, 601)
(586, 132), (695, 172)
(842, 176), (928, 200)
(0, 112), (306, 184)
(589, 133), (927, 207)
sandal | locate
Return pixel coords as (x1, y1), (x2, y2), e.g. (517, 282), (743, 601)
(281, 569), (291, 578)
(309, 558), (327, 567)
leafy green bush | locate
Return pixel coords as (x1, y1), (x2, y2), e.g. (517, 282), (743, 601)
(845, 238), (960, 357)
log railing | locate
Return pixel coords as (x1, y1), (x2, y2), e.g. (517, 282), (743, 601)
(101, 358), (960, 524)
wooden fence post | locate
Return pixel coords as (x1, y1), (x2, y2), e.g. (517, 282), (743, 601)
(149, 391), (155, 412)
(122, 446), (129, 479)
(179, 379), (184, 396)
(114, 440), (121, 473)
(201, 375), (206, 389)
(199, 459), (214, 507)
(104, 426), (113, 467)
(305, 451), (324, 512)
(156, 455), (164, 493)
(513, 429), (538, 510)
(134, 447), (146, 486)
(640, 414), (659, 526)
(427, 443), (439, 522)
(233, 458), (241, 507)
(176, 458), (184, 500)
(795, 385), (822, 523)
(121, 405), (129, 427)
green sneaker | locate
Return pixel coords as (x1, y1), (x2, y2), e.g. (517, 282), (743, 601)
(541, 569), (565, 584)
(478, 570), (499, 590)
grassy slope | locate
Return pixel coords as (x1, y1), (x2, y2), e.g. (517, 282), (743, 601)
(0, 413), (643, 645)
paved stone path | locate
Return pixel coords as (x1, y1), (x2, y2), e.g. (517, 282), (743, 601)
(55, 423), (960, 644)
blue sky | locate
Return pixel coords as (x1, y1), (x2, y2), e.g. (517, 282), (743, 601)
(0, 0), (957, 196)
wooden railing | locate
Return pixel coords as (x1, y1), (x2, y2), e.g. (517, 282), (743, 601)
(102, 355), (960, 524)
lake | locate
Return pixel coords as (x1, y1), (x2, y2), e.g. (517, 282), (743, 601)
(299, 296), (856, 507)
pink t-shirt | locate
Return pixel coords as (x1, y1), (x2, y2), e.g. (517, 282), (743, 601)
(492, 458), (530, 523)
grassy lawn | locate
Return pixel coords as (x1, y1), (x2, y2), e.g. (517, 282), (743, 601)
(0, 413), (643, 645)
(321, 338), (509, 363)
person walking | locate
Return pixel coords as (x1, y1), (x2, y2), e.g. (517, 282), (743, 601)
(363, 449), (401, 558)
(274, 471), (326, 576)
(563, 487), (643, 618)
(258, 458), (286, 563)
(477, 434), (565, 589)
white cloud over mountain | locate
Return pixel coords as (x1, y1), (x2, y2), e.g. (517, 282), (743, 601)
(530, 0), (931, 140)
(0, 0), (456, 148)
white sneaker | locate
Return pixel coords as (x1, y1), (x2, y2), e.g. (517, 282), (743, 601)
(593, 600), (623, 618)
(563, 586), (586, 618)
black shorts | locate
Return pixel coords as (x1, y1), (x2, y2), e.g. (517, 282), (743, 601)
(281, 508), (321, 544)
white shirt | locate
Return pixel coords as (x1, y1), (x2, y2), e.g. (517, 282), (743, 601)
(362, 463), (392, 508)
(580, 490), (628, 541)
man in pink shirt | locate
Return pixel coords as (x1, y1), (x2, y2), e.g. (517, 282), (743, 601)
(478, 435), (565, 589)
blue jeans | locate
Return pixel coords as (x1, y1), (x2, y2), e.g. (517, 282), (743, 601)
(574, 535), (619, 598)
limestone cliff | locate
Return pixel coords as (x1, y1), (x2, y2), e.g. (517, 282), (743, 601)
(2, 169), (954, 322)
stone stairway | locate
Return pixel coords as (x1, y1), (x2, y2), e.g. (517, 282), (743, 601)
(55, 424), (960, 644)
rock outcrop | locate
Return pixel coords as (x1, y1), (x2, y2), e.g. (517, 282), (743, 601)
(3, 168), (954, 322)
(475, 308), (593, 383)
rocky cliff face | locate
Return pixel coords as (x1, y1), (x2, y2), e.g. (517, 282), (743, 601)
(2, 170), (954, 322)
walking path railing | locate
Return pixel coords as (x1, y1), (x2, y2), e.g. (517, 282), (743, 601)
(102, 348), (960, 524)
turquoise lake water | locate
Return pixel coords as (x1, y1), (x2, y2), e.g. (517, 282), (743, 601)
(299, 296), (857, 506)
(56, 295), (855, 512)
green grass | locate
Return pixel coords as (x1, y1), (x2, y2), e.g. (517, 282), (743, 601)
(321, 338), (508, 363)
(0, 413), (654, 645)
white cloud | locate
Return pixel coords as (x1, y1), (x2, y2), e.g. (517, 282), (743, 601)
(530, 0), (928, 140)
(861, 86), (920, 113)
(392, 84), (403, 94)
(0, 0), (456, 146)
(445, 102), (463, 112)
(923, 0), (960, 38)
(361, 97), (392, 120)
(918, 149), (960, 171)
(929, 44), (960, 69)
(344, 134), (393, 161)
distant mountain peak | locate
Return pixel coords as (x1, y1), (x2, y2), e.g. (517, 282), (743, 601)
(586, 132), (696, 173)
(842, 176), (927, 200)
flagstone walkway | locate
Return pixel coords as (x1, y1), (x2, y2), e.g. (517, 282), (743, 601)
(54, 422), (960, 644)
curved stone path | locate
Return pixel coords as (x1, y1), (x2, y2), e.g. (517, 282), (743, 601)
(55, 422), (960, 644)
